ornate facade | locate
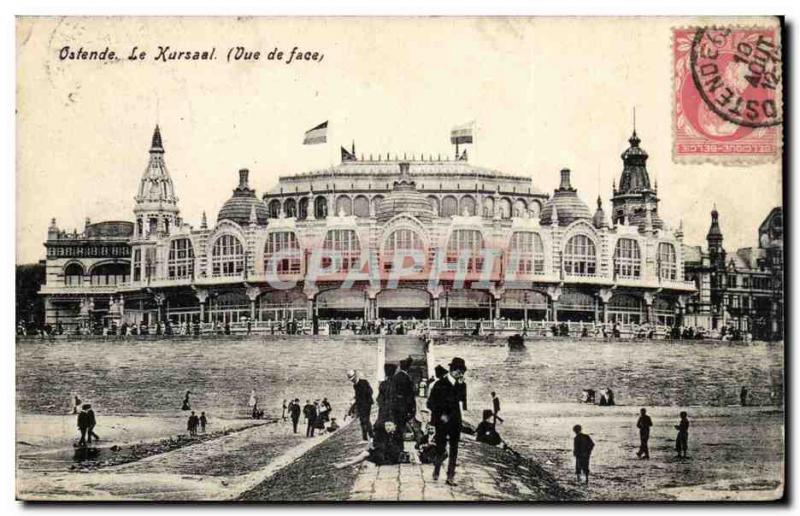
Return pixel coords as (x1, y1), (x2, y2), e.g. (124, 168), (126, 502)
(40, 125), (697, 332)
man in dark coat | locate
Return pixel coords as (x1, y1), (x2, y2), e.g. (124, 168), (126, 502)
(348, 369), (375, 441)
(289, 398), (302, 433)
(573, 424), (595, 484)
(491, 391), (503, 424)
(427, 357), (467, 485)
(636, 408), (653, 459)
(675, 411), (690, 458)
(86, 405), (100, 443)
(390, 358), (416, 447)
(77, 405), (91, 447)
(376, 363), (397, 425)
(303, 400), (317, 437)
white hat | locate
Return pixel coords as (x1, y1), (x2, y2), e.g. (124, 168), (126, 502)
(346, 369), (357, 380)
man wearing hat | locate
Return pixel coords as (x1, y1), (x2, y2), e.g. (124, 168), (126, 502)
(426, 357), (467, 485)
(347, 369), (375, 441)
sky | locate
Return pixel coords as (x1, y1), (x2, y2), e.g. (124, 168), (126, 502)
(16, 16), (782, 264)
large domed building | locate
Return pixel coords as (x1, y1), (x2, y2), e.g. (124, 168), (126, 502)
(39, 125), (696, 334)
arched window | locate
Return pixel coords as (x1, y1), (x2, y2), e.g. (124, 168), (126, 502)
(513, 199), (528, 217)
(499, 198), (512, 219)
(353, 195), (370, 218)
(446, 229), (484, 272)
(168, 238), (195, 279)
(441, 196), (458, 217)
(427, 196), (440, 216)
(564, 234), (596, 276)
(483, 197), (495, 218)
(314, 196), (328, 219)
(64, 263), (84, 286)
(265, 231), (301, 274)
(284, 199), (297, 218)
(384, 228), (425, 272)
(211, 234), (244, 277)
(322, 229), (361, 272)
(659, 242), (677, 280)
(268, 199), (281, 218)
(91, 262), (130, 286)
(371, 195), (384, 216)
(510, 232), (545, 275)
(335, 196), (353, 216)
(459, 195), (477, 216)
(614, 238), (641, 279)
(298, 198), (309, 220)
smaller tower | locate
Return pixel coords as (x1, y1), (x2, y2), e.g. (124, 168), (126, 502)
(133, 125), (180, 239)
(707, 205), (725, 268)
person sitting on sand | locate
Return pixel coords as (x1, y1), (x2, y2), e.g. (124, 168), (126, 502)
(182, 391), (192, 411)
(333, 421), (407, 468)
(475, 409), (502, 446)
(327, 417), (340, 432)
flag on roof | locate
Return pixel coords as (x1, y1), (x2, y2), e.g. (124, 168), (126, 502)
(303, 121), (328, 145)
(450, 122), (474, 145)
(341, 146), (356, 162)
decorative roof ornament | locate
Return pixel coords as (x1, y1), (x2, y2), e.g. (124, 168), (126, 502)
(201, 211), (208, 229)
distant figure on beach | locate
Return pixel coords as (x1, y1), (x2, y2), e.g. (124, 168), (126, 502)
(86, 405), (100, 443)
(427, 357), (468, 486)
(581, 389), (596, 404)
(377, 363), (398, 425)
(182, 391), (192, 411)
(491, 391), (504, 424)
(572, 424), (595, 484)
(187, 411), (199, 437)
(636, 408), (653, 459)
(606, 388), (615, 406)
(282, 399), (288, 421)
(740, 386), (749, 406)
(333, 420), (406, 469)
(475, 409), (502, 446)
(289, 398), (301, 433)
(248, 389), (257, 409)
(72, 395), (81, 415)
(303, 399), (317, 437)
(327, 417), (340, 432)
(347, 369), (374, 441)
(321, 398), (332, 423)
(77, 405), (91, 447)
(675, 411), (690, 458)
(200, 411), (207, 433)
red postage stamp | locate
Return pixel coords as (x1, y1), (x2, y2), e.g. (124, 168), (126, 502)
(673, 26), (782, 163)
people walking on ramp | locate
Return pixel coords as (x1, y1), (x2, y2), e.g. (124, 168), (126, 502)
(427, 357), (468, 486)
(347, 369), (374, 441)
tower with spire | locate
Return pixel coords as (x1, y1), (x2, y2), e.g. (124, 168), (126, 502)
(610, 121), (663, 231)
(133, 125), (180, 239)
(707, 204), (725, 268)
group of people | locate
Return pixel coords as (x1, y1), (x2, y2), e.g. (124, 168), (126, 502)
(75, 401), (99, 447)
(581, 388), (616, 406)
(181, 391), (209, 436)
(572, 409), (692, 485)
(335, 355), (471, 486)
(282, 398), (336, 436)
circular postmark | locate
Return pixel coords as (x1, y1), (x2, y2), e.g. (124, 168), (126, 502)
(690, 27), (782, 128)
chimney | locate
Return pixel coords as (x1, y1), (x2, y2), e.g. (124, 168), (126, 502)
(559, 168), (572, 190)
(238, 168), (249, 189)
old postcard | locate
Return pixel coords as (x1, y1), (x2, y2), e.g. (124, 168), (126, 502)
(15, 16), (784, 502)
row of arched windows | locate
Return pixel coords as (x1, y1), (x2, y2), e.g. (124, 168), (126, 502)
(134, 233), (679, 280)
(263, 194), (539, 220)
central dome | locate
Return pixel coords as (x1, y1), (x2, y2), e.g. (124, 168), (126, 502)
(374, 162), (435, 224)
(217, 169), (269, 226)
(540, 168), (592, 226)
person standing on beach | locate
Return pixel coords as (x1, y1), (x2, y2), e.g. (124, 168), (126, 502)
(636, 408), (653, 459)
(282, 399), (288, 421)
(347, 369), (375, 441)
(72, 395), (81, 415)
(675, 411), (690, 458)
(427, 357), (468, 485)
(86, 405), (100, 443)
(740, 386), (749, 406)
(77, 405), (90, 447)
(572, 424), (594, 485)
(376, 363), (397, 425)
(303, 400), (317, 437)
(199, 412), (207, 433)
(188, 411), (199, 437)
(289, 398), (301, 433)
(491, 391), (504, 424)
